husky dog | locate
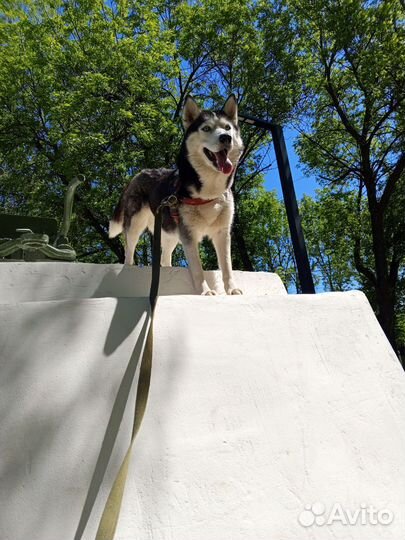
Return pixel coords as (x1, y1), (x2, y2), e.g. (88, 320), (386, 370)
(109, 95), (244, 295)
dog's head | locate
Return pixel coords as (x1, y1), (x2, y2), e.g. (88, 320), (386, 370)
(182, 95), (244, 176)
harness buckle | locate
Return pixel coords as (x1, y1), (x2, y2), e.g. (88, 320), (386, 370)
(156, 194), (179, 214)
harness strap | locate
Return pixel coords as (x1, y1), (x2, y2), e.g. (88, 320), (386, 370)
(95, 197), (173, 540)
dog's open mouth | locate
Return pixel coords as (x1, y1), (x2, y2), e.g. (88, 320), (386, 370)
(203, 148), (233, 174)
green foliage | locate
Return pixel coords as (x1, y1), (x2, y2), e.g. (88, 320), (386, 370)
(277, 0), (405, 351)
(0, 0), (300, 267)
(237, 186), (298, 289)
(289, 0), (405, 192)
(0, 0), (178, 260)
(301, 189), (360, 291)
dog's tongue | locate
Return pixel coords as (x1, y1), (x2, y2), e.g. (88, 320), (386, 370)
(215, 150), (233, 174)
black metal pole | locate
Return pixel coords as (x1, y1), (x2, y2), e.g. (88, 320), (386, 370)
(270, 125), (315, 293)
(239, 114), (315, 294)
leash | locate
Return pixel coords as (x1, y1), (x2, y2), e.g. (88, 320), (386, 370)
(95, 195), (178, 540)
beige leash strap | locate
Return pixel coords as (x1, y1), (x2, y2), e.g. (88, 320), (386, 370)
(95, 196), (177, 540)
(95, 321), (154, 540)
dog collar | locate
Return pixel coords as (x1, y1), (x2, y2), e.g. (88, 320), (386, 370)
(180, 197), (217, 206)
(169, 196), (218, 225)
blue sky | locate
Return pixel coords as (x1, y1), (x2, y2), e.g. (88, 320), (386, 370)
(263, 126), (320, 200)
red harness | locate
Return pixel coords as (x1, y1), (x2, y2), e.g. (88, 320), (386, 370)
(170, 196), (217, 224)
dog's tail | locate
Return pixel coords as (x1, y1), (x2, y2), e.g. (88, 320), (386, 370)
(108, 198), (124, 238)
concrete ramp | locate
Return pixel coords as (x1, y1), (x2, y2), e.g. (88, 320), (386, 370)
(0, 263), (404, 540)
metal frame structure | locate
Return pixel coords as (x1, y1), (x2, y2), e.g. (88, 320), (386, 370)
(238, 113), (315, 294)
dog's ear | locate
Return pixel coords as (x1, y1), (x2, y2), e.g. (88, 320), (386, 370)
(223, 94), (238, 125)
(182, 96), (202, 130)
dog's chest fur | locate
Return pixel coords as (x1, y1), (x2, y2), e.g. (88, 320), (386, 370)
(179, 191), (234, 241)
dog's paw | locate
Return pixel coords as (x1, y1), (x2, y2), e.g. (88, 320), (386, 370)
(202, 290), (217, 296)
(227, 288), (243, 295)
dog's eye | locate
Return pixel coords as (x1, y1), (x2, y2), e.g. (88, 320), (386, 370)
(224, 124), (232, 131)
(201, 125), (211, 132)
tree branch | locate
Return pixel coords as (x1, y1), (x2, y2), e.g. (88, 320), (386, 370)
(380, 152), (405, 209)
(374, 132), (403, 179)
(353, 180), (377, 286)
(367, 96), (404, 144)
(172, 54), (210, 121)
(323, 57), (362, 144)
(296, 128), (361, 179)
(343, 46), (374, 139)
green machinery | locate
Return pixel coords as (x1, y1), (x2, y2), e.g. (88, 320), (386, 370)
(0, 177), (81, 262)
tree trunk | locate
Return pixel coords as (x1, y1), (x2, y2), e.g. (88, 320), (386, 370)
(232, 207), (254, 271)
(368, 201), (398, 352)
(375, 282), (397, 351)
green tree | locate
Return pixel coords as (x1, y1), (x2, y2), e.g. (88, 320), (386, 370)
(0, 0), (178, 261)
(1, 0), (304, 272)
(262, 0), (405, 351)
(236, 186), (298, 289)
(300, 190), (359, 291)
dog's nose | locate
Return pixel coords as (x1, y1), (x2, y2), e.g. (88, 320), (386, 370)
(219, 133), (232, 145)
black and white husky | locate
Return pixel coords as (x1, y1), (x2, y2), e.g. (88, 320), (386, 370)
(109, 95), (244, 295)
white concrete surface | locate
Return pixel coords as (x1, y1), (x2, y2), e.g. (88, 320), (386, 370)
(0, 264), (404, 540)
(0, 262), (286, 302)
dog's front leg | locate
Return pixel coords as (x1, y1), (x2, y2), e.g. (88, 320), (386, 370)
(182, 238), (216, 295)
(212, 228), (243, 295)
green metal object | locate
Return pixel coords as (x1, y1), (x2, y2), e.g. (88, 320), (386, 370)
(56, 176), (82, 245)
(0, 177), (82, 262)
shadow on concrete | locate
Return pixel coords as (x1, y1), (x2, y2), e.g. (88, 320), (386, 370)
(0, 264), (185, 539)
(74, 301), (150, 540)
